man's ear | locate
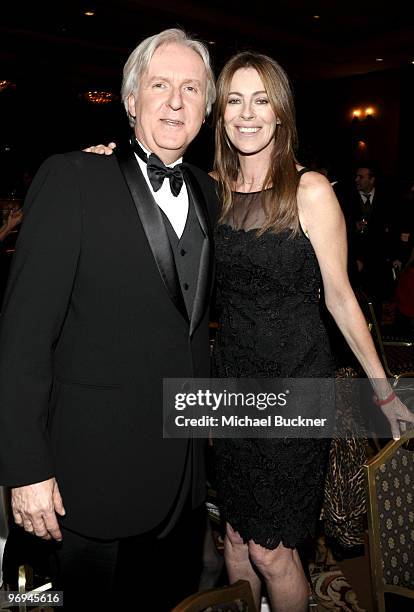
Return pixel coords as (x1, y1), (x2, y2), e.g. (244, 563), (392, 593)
(127, 94), (136, 119)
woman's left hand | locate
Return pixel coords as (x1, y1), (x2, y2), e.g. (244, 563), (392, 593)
(381, 396), (414, 440)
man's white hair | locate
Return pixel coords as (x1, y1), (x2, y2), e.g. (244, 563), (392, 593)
(121, 28), (216, 127)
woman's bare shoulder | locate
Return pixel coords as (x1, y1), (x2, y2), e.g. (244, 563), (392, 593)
(297, 169), (332, 196)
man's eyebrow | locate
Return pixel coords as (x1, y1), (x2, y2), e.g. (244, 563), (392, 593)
(183, 79), (203, 85)
(147, 75), (170, 82)
(146, 76), (203, 86)
(228, 90), (267, 96)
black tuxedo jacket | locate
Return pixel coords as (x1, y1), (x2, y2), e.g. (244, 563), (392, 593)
(344, 187), (390, 254)
(342, 186), (392, 284)
(0, 148), (218, 539)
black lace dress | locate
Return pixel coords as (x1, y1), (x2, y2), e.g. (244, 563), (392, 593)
(212, 178), (334, 550)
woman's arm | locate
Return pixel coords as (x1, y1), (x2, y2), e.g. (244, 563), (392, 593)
(298, 171), (414, 438)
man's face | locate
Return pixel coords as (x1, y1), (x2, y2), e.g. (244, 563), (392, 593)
(128, 43), (207, 165)
(355, 167), (375, 194)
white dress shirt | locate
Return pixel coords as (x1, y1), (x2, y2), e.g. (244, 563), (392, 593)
(360, 187), (375, 204)
(134, 141), (189, 239)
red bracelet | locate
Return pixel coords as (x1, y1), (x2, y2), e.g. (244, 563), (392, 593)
(373, 391), (396, 406)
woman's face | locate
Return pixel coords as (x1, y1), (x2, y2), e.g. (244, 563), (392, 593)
(223, 67), (279, 157)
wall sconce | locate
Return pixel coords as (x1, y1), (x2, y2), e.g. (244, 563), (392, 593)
(0, 80), (16, 92)
(351, 107), (376, 120)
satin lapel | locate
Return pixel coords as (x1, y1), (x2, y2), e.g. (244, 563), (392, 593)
(117, 147), (188, 322)
(182, 165), (214, 337)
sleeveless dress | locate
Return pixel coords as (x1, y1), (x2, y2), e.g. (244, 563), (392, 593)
(212, 171), (334, 550)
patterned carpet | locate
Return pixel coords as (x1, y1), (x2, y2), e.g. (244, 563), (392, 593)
(310, 564), (366, 611)
(309, 537), (367, 611)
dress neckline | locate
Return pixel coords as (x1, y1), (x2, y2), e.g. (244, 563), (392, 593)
(232, 187), (273, 195)
(218, 222), (310, 241)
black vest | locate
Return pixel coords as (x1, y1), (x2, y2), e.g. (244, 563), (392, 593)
(161, 194), (205, 319)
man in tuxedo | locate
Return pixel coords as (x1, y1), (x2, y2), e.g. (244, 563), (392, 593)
(0, 28), (218, 610)
(344, 164), (392, 300)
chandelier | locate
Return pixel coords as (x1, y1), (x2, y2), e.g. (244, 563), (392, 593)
(83, 90), (116, 105)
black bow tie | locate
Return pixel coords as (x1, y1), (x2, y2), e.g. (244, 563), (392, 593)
(130, 137), (184, 197)
(147, 154), (184, 197)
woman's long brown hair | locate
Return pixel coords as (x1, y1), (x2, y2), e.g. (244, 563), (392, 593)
(213, 52), (300, 235)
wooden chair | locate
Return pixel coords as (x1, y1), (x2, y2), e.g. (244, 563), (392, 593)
(171, 580), (257, 612)
(356, 290), (414, 382)
(0, 564), (53, 612)
(0, 487), (9, 589)
(364, 429), (414, 611)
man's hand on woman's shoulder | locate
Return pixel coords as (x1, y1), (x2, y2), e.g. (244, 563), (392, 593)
(83, 142), (117, 155)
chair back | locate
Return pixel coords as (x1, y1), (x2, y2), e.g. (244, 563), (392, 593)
(364, 430), (414, 612)
(355, 290), (414, 381)
(171, 580), (257, 612)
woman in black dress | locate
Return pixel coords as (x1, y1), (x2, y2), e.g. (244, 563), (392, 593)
(85, 50), (414, 611)
(211, 51), (413, 611)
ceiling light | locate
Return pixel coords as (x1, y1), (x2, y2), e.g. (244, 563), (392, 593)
(313, 15), (321, 19)
(84, 10), (95, 16)
(375, 58), (384, 62)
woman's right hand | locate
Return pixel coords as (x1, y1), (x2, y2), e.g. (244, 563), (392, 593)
(83, 142), (117, 155)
